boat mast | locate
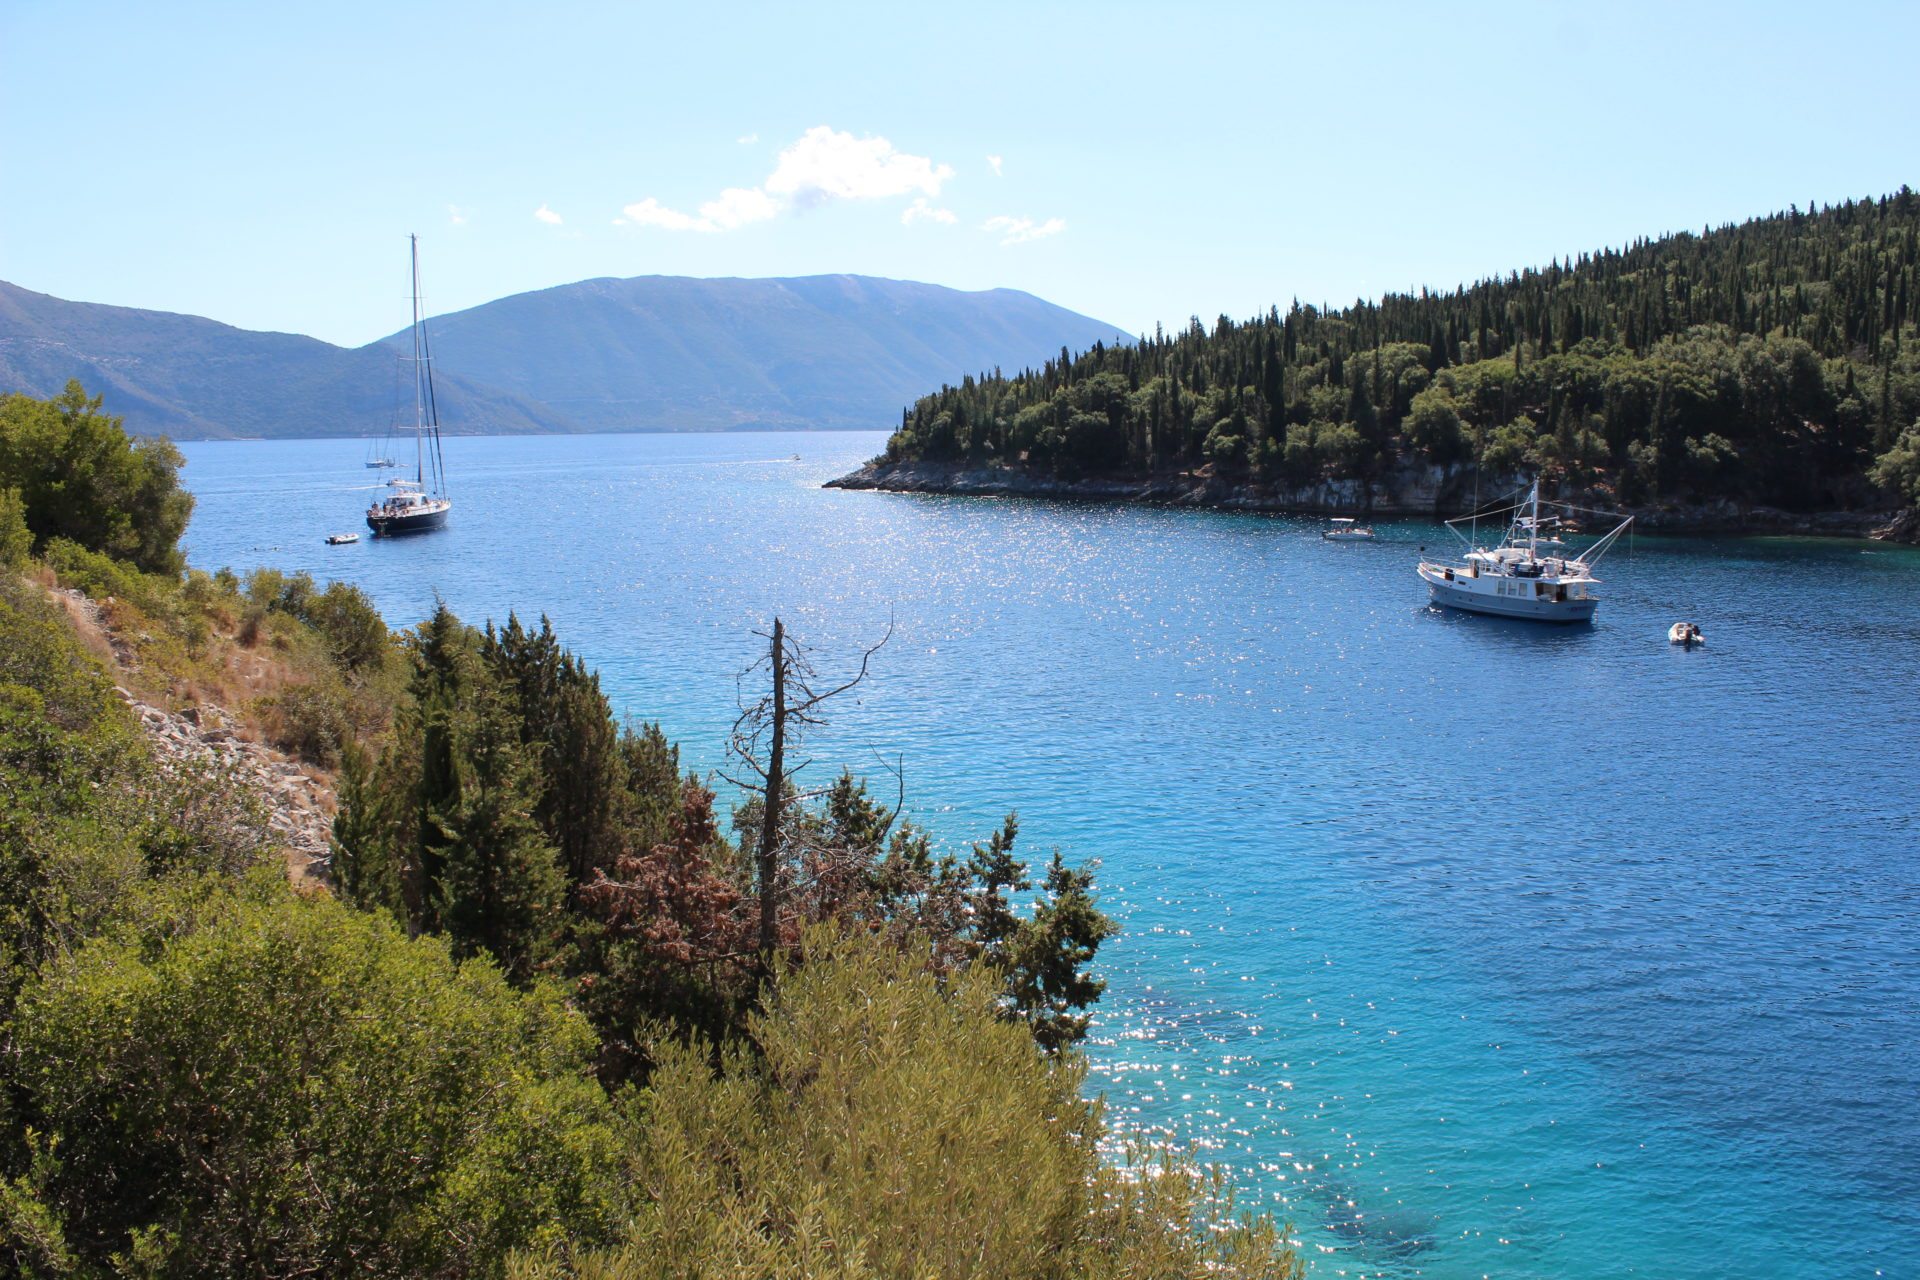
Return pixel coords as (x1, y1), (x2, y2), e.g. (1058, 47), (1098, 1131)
(1527, 478), (1540, 560)
(410, 233), (425, 487)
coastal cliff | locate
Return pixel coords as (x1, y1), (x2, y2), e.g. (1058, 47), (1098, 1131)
(826, 459), (1913, 542)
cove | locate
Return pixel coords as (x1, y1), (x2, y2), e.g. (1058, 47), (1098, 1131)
(179, 431), (1920, 1279)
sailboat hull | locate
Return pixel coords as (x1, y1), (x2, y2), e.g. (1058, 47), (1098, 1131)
(367, 503), (449, 536)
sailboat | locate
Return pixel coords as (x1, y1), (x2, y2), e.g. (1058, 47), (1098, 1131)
(363, 369), (400, 469)
(366, 235), (452, 536)
(1416, 480), (1632, 622)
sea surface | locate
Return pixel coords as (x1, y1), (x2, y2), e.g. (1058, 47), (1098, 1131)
(179, 432), (1920, 1279)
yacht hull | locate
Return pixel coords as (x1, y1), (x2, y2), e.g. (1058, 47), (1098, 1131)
(1424, 575), (1596, 622)
(367, 505), (449, 536)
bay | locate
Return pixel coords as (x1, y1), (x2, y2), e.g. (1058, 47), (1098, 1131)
(178, 431), (1920, 1279)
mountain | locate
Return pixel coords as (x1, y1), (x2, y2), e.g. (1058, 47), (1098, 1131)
(0, 274), (1130, 439)
(0, 281), (571, 440)
(372, 274), (1131, 431)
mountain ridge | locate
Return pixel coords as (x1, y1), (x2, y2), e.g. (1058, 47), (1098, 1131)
(0, 273), (1129, 440)
(371, 272), (1130, 432)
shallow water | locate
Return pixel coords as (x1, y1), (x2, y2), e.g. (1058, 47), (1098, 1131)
(180, 432), (1920, 1278)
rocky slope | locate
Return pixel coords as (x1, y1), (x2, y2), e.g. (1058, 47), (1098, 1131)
(51, 584), (335, 885)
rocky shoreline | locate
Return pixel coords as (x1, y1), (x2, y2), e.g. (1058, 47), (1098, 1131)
(826, 460), (1915, 542)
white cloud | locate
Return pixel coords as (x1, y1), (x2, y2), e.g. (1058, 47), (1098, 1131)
(902, 197), (956, 226)
(447, 204), (468, 226)
(737, 132), (759, 144)
(623, 126), (956, 233)
(765, 125), (953, 206)
(699, 185), (780, 230)
(621, 197), (714, 233)
(983, 214), (1066, 245)
(534, 204), (563, 225)
(987, 154), (1003, 176)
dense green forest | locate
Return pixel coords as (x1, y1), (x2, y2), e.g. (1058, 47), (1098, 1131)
(0, 384), (1299, 1278)
(885, 190), (1920, 512)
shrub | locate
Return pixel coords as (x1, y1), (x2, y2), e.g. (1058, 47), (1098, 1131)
(0, 382), (192, 574)
(0, 488), (29, 571)
(257, 680), (356, 766)
(514, 927), (1298, 1280)
(10, 877), (628, 1279)
(42, 537), (179, 623)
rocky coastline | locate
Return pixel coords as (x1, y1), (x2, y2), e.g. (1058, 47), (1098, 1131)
(826, 459), (1914, 542)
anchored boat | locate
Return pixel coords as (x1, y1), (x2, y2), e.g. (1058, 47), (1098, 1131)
(1322, 517), (1376, 542)
(366, 234), (451, 537)
(1417, 480), (1632, 623)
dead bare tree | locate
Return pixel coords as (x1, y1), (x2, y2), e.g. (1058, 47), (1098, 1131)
(721, 614), (893, 966)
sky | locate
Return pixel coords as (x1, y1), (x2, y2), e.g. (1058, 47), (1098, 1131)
(3, 0), (1916, 349)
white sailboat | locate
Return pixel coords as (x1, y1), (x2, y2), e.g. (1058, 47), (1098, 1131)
(366, 235), (452, 536)
(1417, 480), (1632, 622)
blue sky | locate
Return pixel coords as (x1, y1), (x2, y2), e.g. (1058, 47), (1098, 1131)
(3, 1), (1915, 348)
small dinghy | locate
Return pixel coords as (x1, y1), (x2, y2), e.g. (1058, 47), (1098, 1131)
(1668, 621), (1703, 646)
(326, 532), (360, 545)
(1322, 517), (1376, 542)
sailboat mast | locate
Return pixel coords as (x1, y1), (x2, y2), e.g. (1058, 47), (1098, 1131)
(410, 234), (425, 486)
(1528, 479), (1540, 559)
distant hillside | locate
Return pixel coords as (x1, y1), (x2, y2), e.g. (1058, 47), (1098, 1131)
(0, 281), (571, 440)
(374, 274), (1132, 431)
(0, 274), (1129, 439)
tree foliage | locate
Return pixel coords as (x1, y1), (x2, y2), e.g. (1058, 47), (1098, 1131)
(0, 380), (193, 573)
(511, 927), (1298, 1280)
(9, 876), (628, 1278)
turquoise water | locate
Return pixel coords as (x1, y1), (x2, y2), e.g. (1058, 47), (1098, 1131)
(179, 432), (1920, 1279)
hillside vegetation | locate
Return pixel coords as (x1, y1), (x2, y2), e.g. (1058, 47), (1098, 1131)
(0, 384), (1298, 1279)
(883, 190), (1920, 514)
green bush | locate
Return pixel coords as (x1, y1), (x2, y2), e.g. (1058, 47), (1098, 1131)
(1871, 423), (1920, 505)
(42, 536), (179, 623)
(257, 679), (356, 766)
(0, 488), (29, 571)
(514, 927), (1297, 1280)
(10, 876), (628, 1279)
(0, 381), (193, 574)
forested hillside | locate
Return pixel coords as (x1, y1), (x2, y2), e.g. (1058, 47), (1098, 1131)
(882, 190), (1920, 513)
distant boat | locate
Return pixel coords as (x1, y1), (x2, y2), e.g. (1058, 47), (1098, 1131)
(1322, 517), (1375, 542)
(1669, 621), (1704, 646)
(325, 532), (359, 545)
(366, 235), (452, 537)
(364, 351), (409, 466)
(1417, 479), (1633, 623)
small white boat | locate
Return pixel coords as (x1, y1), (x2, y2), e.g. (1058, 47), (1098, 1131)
(1668, 621), (1704, 646)
(325, 532), (360, 545)
(1322, 517), (1376, 542)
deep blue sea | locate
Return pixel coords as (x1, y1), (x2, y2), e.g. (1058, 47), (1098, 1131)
(178, 432), (1920, 1279)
